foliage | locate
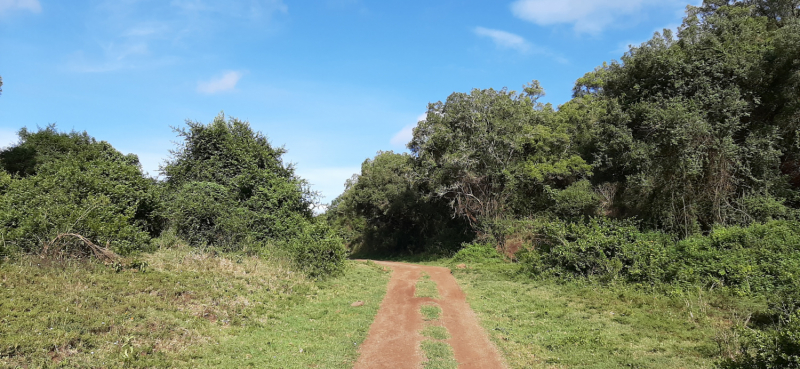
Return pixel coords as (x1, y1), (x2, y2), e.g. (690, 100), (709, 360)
(451, 242), (504, 264)
(328, 151), (472, 256)
(719, 311), (800, 369)
(409, 82), (592, 229)
(586, 0), (800, 235)
(0, 126), (159, 255)
(517, 219), (800, 294)
(161, 114), (346, 276)
(670, 221), (800, 293)
(517, 218), (674, 283)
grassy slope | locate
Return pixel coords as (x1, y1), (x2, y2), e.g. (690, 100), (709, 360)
(452, 264), (763, 369)
(0, 250), (389, 368)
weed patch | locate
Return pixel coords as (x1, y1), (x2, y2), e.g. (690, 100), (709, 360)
(421, 326), (450, 341)
(415, 273), (439, 298)
(420, 340), (458, 369)
(421, 304), (442, 321)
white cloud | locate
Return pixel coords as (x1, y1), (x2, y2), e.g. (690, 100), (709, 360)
(0, 0), (41, 14)
(197, 71), (243, 94)
(474, 27), (530, 53)
(510, 0), (686, 34)
(390, 113), (426, 148)
(473, 27), (569, 63)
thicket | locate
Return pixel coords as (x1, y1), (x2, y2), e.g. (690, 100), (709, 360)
(0, 116), (345, 277)
(329, 0), (800, 366)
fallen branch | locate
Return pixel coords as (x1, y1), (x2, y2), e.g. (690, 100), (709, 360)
(42, 233), (119, 262)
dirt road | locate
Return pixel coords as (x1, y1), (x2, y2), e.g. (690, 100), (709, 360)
(353, 261), (506, 369)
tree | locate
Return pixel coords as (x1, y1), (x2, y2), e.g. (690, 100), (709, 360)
(162, 113), (314, 246)
(329, 151), (472, 255)
(409, 82), (592, 230)
(584, 0), (800, 234)
(0, 126), (159, 254)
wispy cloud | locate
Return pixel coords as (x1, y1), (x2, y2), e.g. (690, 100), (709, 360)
(473, 26), (568, 63)
(197, 71), (244, 94)
(171, 0), (288, 18)
(0, 0), (41, 14)
(474, 27), (530, 53)
(510, 0), (688, 34)
(390, 113), (426, 148)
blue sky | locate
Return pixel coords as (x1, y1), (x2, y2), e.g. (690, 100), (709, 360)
(0, 0), (699, 205)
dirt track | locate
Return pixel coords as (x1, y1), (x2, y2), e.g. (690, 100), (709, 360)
(353, 261), (506, 369)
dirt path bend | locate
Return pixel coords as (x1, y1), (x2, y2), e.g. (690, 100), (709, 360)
(353, 261), (506, 369)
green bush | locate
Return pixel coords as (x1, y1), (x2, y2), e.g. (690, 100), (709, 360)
(671, 221), (800, 293)
(719, 311), (800, 369)
(161, 114), (346, 276)
(283, 222), (346, 278)
(518, 218), (673, 283)
(0, 127), (159, 255)
(451, 242), (504, 264)
(519, 219), (800, 293)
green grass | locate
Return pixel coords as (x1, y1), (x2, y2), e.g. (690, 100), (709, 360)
(421, 304), (442, 321)
(0, 249), (390, 368)
(415, 272), (439, 298)
(190, 260), (390, 368)
(451, 264), (763, 368)
(421, 325), (450, 340)
(420, 340), (458, 369)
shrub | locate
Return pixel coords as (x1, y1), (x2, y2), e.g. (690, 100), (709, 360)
(451, 242), (504, 264)
(518, 218), (673, 283)
(160, 115), (346, 276)
(0, 127), (159, 255)
(719, 311), (800, 369)
(670, 221), (800, 293)
(283, 222), (346, 278)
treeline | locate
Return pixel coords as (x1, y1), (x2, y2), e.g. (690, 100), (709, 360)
(328, 1), (800, 366)
(0, 115), (346, 277)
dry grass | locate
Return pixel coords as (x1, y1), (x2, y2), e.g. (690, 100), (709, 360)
(0, 247), (311, 368)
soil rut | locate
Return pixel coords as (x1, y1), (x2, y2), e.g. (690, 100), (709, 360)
(353, 261), (506, 369)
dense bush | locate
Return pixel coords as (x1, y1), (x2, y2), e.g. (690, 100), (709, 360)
(516, 218), (673, 283)
(720, 311), (800, 369)
(451, 242), (504, 264)
(161, 114), (346, 276)
(0, 126), (159, 255)
(328, 151), (473, 256)
(518, 219), (800, 293)
(670, 221), (800, 293)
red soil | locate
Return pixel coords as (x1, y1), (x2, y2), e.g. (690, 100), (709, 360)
(353, 261), (506, 369)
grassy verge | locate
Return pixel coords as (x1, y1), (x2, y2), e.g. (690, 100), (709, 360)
(451, 264), (763, 369)
(0, 249), (390, 368)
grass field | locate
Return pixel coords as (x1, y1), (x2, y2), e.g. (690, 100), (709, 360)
(0, 249), (390, 368)
(451, 264), (764, 369)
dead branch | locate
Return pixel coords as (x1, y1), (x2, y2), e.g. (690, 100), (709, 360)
(42, 233), (119, 262)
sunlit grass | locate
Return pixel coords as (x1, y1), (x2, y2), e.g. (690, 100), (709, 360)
(420, 340), (457, 369)
(0, 250), (390, 368)
(415, 272), (439, 298)
(421, 304), (442, 321)
(452, 264), (763, 368)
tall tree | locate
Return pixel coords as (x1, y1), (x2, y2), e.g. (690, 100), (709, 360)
(409, 82), (591, 229)
(586, 0), (800, 234)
